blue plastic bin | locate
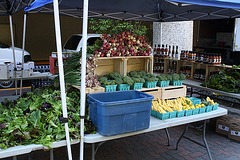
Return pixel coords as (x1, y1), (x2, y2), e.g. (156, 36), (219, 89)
(87, 90), (154, 136)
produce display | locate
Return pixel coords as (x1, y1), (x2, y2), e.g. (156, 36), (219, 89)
(0, 87), (96, 150)
(94, 32), (152, 57)
(151, 96), (218, 120)
(202, 69), (240, 93)
(56, 50), (100, 87)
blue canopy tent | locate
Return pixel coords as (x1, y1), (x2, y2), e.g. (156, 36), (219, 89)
(2, 0), (240, 160)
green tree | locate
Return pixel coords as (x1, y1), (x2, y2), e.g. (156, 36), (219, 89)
(89, 19), (148, 36)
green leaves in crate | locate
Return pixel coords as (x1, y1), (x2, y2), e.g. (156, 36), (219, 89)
(156, 74), (168, 81)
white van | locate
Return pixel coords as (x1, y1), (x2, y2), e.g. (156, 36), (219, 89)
(63, 34), (101, 52)
(0, 41), (32, 88)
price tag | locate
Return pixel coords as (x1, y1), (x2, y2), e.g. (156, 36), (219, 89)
(218, 124), (229, 131)
(231, 130), (240, 136)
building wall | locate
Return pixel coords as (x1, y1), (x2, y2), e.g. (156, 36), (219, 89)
(153, 21), (193, 52)
(0, 11), (83, 61)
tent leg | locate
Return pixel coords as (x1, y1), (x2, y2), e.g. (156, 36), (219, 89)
(79, 0), (89, 160)
(53, 0), (72, 160)
(20, 13), (27, 96)
(9, 15), (17, 95)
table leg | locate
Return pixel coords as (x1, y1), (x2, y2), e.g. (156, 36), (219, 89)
(190, 87), (193, 97)
(50, 149), (54, 160)
(176, 120), (213, 160)
(176, 124), (189, 150)
(91, 142), (105, 160)
(164, 128), (170, 146)
(203, 120), (212, 160)
(91, 143), (95, 160)
(13, 156), (17, 160)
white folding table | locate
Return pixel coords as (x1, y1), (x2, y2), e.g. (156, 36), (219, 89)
(0, 107), (227, 160)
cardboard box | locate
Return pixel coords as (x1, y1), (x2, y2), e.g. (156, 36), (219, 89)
(216, 116), (233, 136)
(0, 63), (14, 79)
(228, 123), (240, 142)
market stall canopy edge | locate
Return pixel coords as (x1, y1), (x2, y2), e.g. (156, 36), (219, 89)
(25, 0), (240, 21)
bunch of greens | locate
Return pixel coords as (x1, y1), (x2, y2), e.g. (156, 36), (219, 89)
(0, 86), (96, 150)
(143, 74), (158, 82)
(122, 76), (134, 86)
(179, 74), (186, 80)
(202, 69), (240, 93)
(156, 75), (168, 81)
(98, 77), (116, 86)
(171, 73), (180, 81)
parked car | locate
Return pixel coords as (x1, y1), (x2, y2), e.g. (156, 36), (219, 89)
(63, 34), (101, 52)
(0, 41), (32, 88)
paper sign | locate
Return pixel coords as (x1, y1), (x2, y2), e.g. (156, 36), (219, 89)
(218, 124), (229, 131)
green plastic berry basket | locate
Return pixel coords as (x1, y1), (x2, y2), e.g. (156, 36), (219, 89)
(144, 81), (157, 88)
(157, 81), (169, 87)
(117, 84), (130, 91)
(101, 85), (117, 92)
(131, 83), (143, 90)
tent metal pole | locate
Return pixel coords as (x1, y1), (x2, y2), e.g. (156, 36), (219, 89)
(80, 0), (89, 159)
(53, 0), (72, 160)
(20, 13), (27, 96)
(9, 15), (17, 95)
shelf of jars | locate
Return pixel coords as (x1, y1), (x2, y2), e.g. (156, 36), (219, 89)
(153, 47), (239, 82)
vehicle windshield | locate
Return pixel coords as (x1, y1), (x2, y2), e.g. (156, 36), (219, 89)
(0, 41), (10, 48)
(64, 35), (82, 50)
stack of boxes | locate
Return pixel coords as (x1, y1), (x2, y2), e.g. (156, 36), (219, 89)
(0, 62), (34, 79)
(216, 115), (240, 142)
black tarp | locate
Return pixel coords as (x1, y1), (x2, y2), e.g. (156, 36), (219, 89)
(27, 0), (240, 21)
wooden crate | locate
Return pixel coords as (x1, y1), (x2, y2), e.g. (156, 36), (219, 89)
(73, 85), (105, 94)
(94, 57), (124, 76)
(159, 85), (187, 100)
(124, 56), (153, 76)
(138, 87), (161, 100)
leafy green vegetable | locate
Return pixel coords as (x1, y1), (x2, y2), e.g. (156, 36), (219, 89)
(179, 74), (186, 80)
(171, 73), (180, 81)
(0, 86), (96, 150)
(122, 76), (134, 86)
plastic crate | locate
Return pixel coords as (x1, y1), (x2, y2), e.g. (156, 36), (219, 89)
(172, 80), (183, 86)
(206, 105), (213, 112)
(169, 111), (177, 118)
(144, 81), (157, 88)
(156, 112), (170, 120)
(117, 84), (130, 91)
(212, 104), (219, 111)
(102, 85), (117, 92)
(157, 81), (169, 87)
(151, 110), (157, 117)
(87, 90), (154, 136)
(188, 97), (201, 106)
(192, 108), (200, 115)
(131, 83), (143, 90)
(177, 110), (185, 117)
(185, 109), (193, 116)
(199, 107), (206, 114)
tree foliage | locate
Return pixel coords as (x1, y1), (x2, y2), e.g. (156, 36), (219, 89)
(89, 19), (148, 36)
